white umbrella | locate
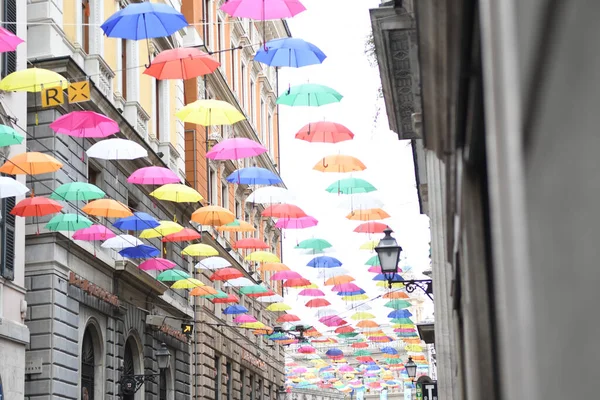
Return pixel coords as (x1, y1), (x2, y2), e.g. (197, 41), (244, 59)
(256, 294), (284, 303)
(317, 267), (350, 278)
(314, 307), (337, 317)
(223, 277), (254, 287)
(246, 186), (294, 204)
(101, 234), (143, 249)
(195, 256), (231, 269)
(0, 177), (29, 198)
(87, 138), (148, 160)
(337, 193), (384, 210)
(347, 303), (372, 311)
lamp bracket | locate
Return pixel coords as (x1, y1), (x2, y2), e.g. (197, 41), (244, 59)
(404, 279), (434, 300)
(120, 373), (160, 396)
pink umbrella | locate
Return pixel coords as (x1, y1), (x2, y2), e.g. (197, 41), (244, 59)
(128, 166), (181, 185)
(298, 288), (325, 296)
(275, 216), (318, 229)
(331, 283), (361, 292)
(367, 265), (382, 273)
(50, 111), (119, 138)
(0, 26), (23, 53)
(220, 0), (306, 20)
(73, 225), (116, 241)
(292, 367), (307, 374)
(339, 365), (355, 372)
(297, 345), (316, 354)
(270, 270), (302, 280)
(206, 138), (267, 160)
(139, 258), (176, 271)
(320, 316), (347, 327)
(233, 314), (257, 323)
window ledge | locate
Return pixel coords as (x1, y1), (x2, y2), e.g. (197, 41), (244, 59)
(0, 277), (26, 295)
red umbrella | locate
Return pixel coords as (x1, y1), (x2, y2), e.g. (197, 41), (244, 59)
(356, 356), (375, 363)
(210, 268), (244, 281)
(262, 204), (307, 219)
(305, 298), (331, 308)
(276, 314), (300, 323)
(11, 197), (63, 217)
(234, 237), (269, 249)
(271, 270), (302, 280)
(283, 278), (311, 288)
(354, 221), (390, 234)
(335, 325), (355, 334)
(295, 121), (355, 143)
(211, 294), (239, 304)
(246, 290), (275, 298)
(351, 342), (369, 349)
(162, 228), (201, 242)
(297, 345), (316, 354)
(143, 48), (220, 80)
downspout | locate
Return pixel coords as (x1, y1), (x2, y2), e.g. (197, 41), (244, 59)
(275, 66), (283, 296)
(186, 129), (197, 191)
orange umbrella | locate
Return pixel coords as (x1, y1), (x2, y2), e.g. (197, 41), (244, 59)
(357, 320), (379, 328)
(383, 291), (409, 299)
(259, 263), (290, 272)
(346, 208), (390, 221)
(191, 205), (235, 226)
(162, 228), (201, 242)
(82, 199), (133, 218)
(324, 275), (355, 286)
(0, 152), (62, 175)
(216, 220), (255, 232)
(190, 286), (219, 296)
(313, 155), (366, 173)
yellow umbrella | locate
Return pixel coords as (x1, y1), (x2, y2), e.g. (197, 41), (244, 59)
(216, 219), (255, 232)
(0, 68), (68, 92)
(312, 155), (367, 173)
(191, 205), (235, 226)
(350, 312), (376, 320)
(170, 278), (205, 289)
(341, 294), (369, 301)
(139, 221), (184, 238)
(182, 243), (219, 257)
(259, 263), (289, 272)
(346, 208), (390, 221)
(375, 281), (404, 288)
(176, 99), (245, 126)
(266, 302), (291, 312)
(359, 240), (378, 251)
(150, 184), (203, 203)
(240, 321), (267, 329)
(405, 344), (423, 352)
(245, 251), (280, 263)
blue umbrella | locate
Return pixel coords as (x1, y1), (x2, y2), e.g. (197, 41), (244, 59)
(387, 309), (413, 319)
(101, 2), (188, 40)
(381, 347), (398, 355)
(223, 305), (248, 315)
(226, 167), (282, 185)
(372, 273), (404, 282)
(254, 38), (327, 68)
(325, 348), (343, 357)
(307, 256), (342, 268)
(336, 289), (366, 296)
(113, 212), (160, 231)
(118, 244), (160, 259)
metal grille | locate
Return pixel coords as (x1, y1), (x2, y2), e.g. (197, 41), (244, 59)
(2, 0), (17, 77)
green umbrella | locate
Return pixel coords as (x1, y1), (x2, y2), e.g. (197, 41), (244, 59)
(239, 285), (268, 295)
(157, 269), (191, 282)
(203, 290), (228, 299)
(390, 318), (413, 325)
(338, 332), (359, 339)
(276, 84), (343, 107)
(365, 255), (380, 266)
(0, 124), (24, 147)
(45, 213), (93, 231)
(50, 182), (105, 201)
(295, 238), (333, 252)
(384, 300), (412, 310)
(325, 178), (376, 195)
(353, 350), (371, 357)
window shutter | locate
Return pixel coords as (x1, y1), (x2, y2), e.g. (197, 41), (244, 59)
(2, 0), (17, 77)
(1, 196), (15, 281)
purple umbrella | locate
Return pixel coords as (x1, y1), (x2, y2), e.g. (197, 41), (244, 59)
(206, 137), (267, 160)
(276, 216), (318, 229)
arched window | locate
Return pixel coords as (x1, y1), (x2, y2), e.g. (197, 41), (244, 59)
(123, 337), (136, 400)
(81, 329), (95, 399)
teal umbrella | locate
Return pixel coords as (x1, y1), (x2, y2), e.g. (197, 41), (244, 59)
(295, 238), (332, 252)
(50, 182), (105, 201)
(45, 213), (93, 231)
(157, 269), (190, 282)
(384, 300), (412, 310)
(276, 83), (342, 107)
(0, 124), (24, 146)
(204, 290), (228, 299)
(325, 178), (376, 195)
(365, 255), (380, 266)
(239, 285), (268, 295)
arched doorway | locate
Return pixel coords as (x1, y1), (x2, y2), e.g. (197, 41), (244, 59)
(123, 335), (143, 400)
(81, 329), (95, 399)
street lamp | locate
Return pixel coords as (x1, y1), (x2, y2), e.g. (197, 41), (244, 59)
(120, 343), (172, 396)
(276, 385), (287, 400)
(404, 356), (417, 380)
(374, 228), (403, 289)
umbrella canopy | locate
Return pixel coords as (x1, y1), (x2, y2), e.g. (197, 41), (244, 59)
(171, 278), (205, 289)
(191, 206), (235, 226)
(223, 277), (255, 287)
(239, 285), (269, 295)
(277, 84), (343, 107)
(262, 203), (306, 219)
(162, 228), (201, 242)
(87, 138), (148, 160)
(295, 238), (332, 252)
(119, 244), (160, 258)
(113, 212), (160, 231)
(101, 2), (188, 40)
(331, 283), (361, 292)
(354, 222), (390, 234)
(276, 216), (318, 229)
(259, 263), (289, 272)
(314, 155), (367, 173)
(210, 267), (244, 281)
(277, 314), (300, 323)
(207, 137), (267, 160)
(11, 197), (63, 217)
(220, 0), (306, 20)
(50, 111), (119, 138)
(297, 345), (316, 354)
(270, 270), (302, 280)
(307, 256), (342, 268)
(256, 294), (284, 303)
(46, 213), (93, 231)
(223, 305), (248, 315)
(156, 269), (191, 282)
(82, 199), (132, 219)
(0, 177), (29, 198)
(211, 293), (239, 303)
(190, 286), (220, 297)
(295, 121), (354, 143)
(305, 298), (331, 308)
(226, 167), (282, 185)
(139, 221), (184, 239)
(72, 225), (116, 241)
(143, 48), (219, 80)
(127, 166), (181, 185)
(150, 184), (203, 203)
(326, 178), (376, 195)
(246, 186), (294, 204)
(384, 300), (412, 310)
(101, 234), (143, 249)
(266, 303), (291, 311)
(0, 26), (23, 53)
(346, 208), (390, 221)
(283, 278), (311, 288)
(298, 288), (324, 296)
(351, 312), (376, 321)
(337, 193), (384, 210)
(324, 275), (355, 285)
(176, 99), (245, 126)
(216, 219), (255, 232)
(51, 182), (105, 202)
(245, 251), (280, 263)
(182, 243), (219, 257)
(0, 68), (67, 92)
(254, 38), (326, 68)
(233, 314), (257, 323)
(0, 124), (24, 146)
(234, 238), (269, 250)
(138, 258), (176, 271)
(195, 256), (231, 269)
(0, 152), (62, 175)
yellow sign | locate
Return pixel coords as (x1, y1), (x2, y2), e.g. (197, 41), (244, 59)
(41, 86), (64, 108)
(181, 323), (194, 336)
(68, 81), (90, 104)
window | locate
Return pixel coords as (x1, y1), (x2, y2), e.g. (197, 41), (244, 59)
(81, 329), (95, 399)
(257, 379), (263, 400)
(209, 168), (218, 205)
(88, 162), (103, 190)
(217, 17), (224, 65)
(226, 361), (232, 400)
(214, 354), (221, 400)
(241, 63), (246, 108)
(1, 0), (17, 78)
(155, 79), (161, 140)
(240, 369), (246, 400)
(82, 0), (90, 53)
(249, 374), (255, 400)
(0, 195), (15, 280)
(268, 113), (274, 157)
(250, 80), (255, 123)
(123, 338), (136, 400)
(260, 99), (265, 142)
(231, 43), (238, 93)
(121, 39), (128, 99)
(234, 200), (242, 240)
(221, 182), (228, 209)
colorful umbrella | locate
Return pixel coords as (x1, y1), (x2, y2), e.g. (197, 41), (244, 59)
(262, 203), (306, 219)
(162, 228), (201, 242)
(351, 312), (376, 320)
(331, 283), (360, 292)
(119, 244), (160, 258)
(277, 84), (343, 107)
(139, 221), (184, 238)
(246, 186), (294, 204)
(239, 285), (269, 295)
(277, 314), (300, 323)
(255, 38), (326, 68)
(384, 300), (412, 309)
(276, 216), (318, 229)
(307, 256), (342, 268)
(298, 288), (324, 296)
(87, 138), (147, 160)
(0, 152), (62, 175)
(170, 278), (204, 289)
(176, 99), (245, 126)
(150, 184), (203, 203)
(354, 222), (389, 234)
(72, 225), (115, 241)
(11, 197), (62, 217)
(143, 48), (219, 80)
(0, 68), (67, 92)
(270, 270), (302, 280)
(195, 256), (231, 269)
(223, 305), (248, 315)
(182, 243), (219, 257)
(190, 286), (220, 297)
(45, 213), (93, 231)
(220, 0), (306, 20)
(157, 269), (191, 282)
(295, 238), (332, 251)
(324, 275), (355, 285)
(234, 238), (269, 250)
(314, 155), (366, 173)
(337, 193), (384, 210)
(0, 124), (24, 146)
(346, 208), (390, 221)
(297, 345), (316, 354)
(283, 278), (311, 288)
(210, 293), (239, 303)
(113, 212), (159, 231)
(82, 199), (132, 219)
(259, 262), (289, 272)
(295, 121), (354, 143)
(0, 177), (29, 198)
(206, 137), (267, 160)
(127, 166), (181, 185)
(305, 298), (330, 308)
(50, 111), (119, 138)
(50, 182), (105, 201)
(266, 303), (291, 311)
(101, 234), (143, 250)
(191, 206), (235, 226)
(216, 219), (255, 232)
(326, 178), (376, 195)
(226, 167), (282, 185)
(245, 251), (280, 263)
(101, 2), (188, 40)
(138, 258), (176, 271)
(223, 277), (254, 287)
(209, 267), (244, 281)
(0, 26), (23, 53)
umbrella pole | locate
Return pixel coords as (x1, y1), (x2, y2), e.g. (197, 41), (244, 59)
(143, 15), (152, 67)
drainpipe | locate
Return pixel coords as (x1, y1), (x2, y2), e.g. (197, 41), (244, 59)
(275, 67), (283, 294)
(186, 129), (197, 191)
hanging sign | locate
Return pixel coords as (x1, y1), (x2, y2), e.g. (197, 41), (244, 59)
(181, 323), (194, 336)
(41, 86), (64, 108)
(68, 81), (91, 103)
